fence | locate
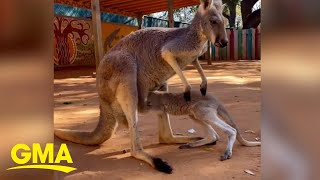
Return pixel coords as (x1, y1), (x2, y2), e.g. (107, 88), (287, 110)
(210, 28), (261, 60)
(143, 16), (189, 28)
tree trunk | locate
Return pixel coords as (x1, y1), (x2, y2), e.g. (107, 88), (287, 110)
(241, 0), (258, 29)
(243, 9), (261, 29)
(228, 3), (237, 28)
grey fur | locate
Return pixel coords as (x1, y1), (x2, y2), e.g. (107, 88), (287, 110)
(147, 90), (261, 160)
(55, 0), (228, 173)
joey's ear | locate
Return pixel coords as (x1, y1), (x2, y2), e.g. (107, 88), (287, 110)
(200, 0), (213, 11)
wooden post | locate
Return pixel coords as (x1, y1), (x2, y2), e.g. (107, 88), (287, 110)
(167, 0), (174, 28)
(91, 0), (104, 70)
(137, 15), (143, 29)
(226, 29), (230, 60)
(234, 29), (239, 60)
(230, 28), (234, 60)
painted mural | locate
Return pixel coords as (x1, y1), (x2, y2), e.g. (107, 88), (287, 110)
(54, 16), (93, 65)
(54, 16), (138, 66)
(101, 23), (138, 52)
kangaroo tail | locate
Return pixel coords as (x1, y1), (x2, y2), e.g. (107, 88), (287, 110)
(55, 103), (118, 145)
(217, 104), (261, 146)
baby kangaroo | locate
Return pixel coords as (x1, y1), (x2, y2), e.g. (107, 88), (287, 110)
(147, 91), (261, 161)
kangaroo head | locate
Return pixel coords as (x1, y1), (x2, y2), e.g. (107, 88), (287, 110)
(198, 0), (228, 48)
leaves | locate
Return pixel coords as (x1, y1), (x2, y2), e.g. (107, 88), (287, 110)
(244, 169), (255, 176)
(244, 130), (256, 134)
(203, 147), (215, 151)
(187, 129), (196, 134)
(149, 6), (198, 23)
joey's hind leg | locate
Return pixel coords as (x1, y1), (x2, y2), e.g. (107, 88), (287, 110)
(158, 112), (202, 144)
(204, 111), (237, 161)
(157, 83), (201, 144)
(179, 117), (218, 149)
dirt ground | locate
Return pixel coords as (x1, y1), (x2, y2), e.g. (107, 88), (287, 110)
(54, 61), (261, 180)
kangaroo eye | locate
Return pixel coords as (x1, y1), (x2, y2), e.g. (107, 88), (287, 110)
(210, 19), (217, 25)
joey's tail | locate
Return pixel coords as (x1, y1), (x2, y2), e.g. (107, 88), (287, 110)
(55, 103), (118, 145)
(217, 104), (261, 146)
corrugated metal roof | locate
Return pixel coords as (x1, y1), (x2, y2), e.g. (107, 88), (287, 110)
(54, 0), (199, 17)
(54, 4), (137, 25)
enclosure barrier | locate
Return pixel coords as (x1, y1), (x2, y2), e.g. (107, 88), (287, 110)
(210, 28), (261, 60)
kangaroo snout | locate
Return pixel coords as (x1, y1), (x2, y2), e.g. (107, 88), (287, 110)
(215, 38), (228, 48)
(214, 37), (228, 48)
(220, 39), (228, 47)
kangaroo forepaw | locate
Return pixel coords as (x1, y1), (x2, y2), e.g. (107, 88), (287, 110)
(220, 150), (232, 161)
(152, 157), (173, 174)
(200, 86), (207, 96)
(200, 81), (207, 96)
(184, 91), (191, 102)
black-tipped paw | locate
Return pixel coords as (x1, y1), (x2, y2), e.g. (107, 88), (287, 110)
(200, 81), (207, 96)
(184, 91), (191, 102)
(200, 86), (207, 96)
(179, 144), (192, 149)
(152, 157), (173, 174)
(206, 140), (217, 146)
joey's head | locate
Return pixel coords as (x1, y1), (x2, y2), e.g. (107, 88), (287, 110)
(197, 0), (228, 48)
(146, 91), (164, 112)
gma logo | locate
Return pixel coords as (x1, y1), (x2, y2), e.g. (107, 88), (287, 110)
(7, 143), (76, 173)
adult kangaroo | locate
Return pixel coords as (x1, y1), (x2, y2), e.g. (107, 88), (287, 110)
(55, 0), (228, 174)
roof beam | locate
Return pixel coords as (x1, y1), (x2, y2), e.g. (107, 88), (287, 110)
(140, 2), (198, 15)
(101, 7), (138, 17)
(104, 0), (185, 9)
(114, 1), (194, 14)
(55, 0), (90, 9)
(100, 0), (138, 6)
(54, 0), (199, 18)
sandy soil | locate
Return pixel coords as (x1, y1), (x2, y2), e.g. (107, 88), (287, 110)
(54, 61), (261, 180)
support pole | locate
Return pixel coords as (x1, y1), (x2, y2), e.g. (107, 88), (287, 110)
(91, 0), (104, 71)
(137, 15), (143, 29)
(167, 0), (174, 28)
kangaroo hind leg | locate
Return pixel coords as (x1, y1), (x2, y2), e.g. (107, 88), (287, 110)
(179, 113), (218, 149)
(206, 111), (237, 161)
(116, 59), (172, 174)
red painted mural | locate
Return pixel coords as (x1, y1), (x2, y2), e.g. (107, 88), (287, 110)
(53, 16), (138, 67)
(54, 17), (90, 65)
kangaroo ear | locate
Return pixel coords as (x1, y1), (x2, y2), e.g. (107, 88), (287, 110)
(222, 3), (227, 10)
(200, 0), (213, 10)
